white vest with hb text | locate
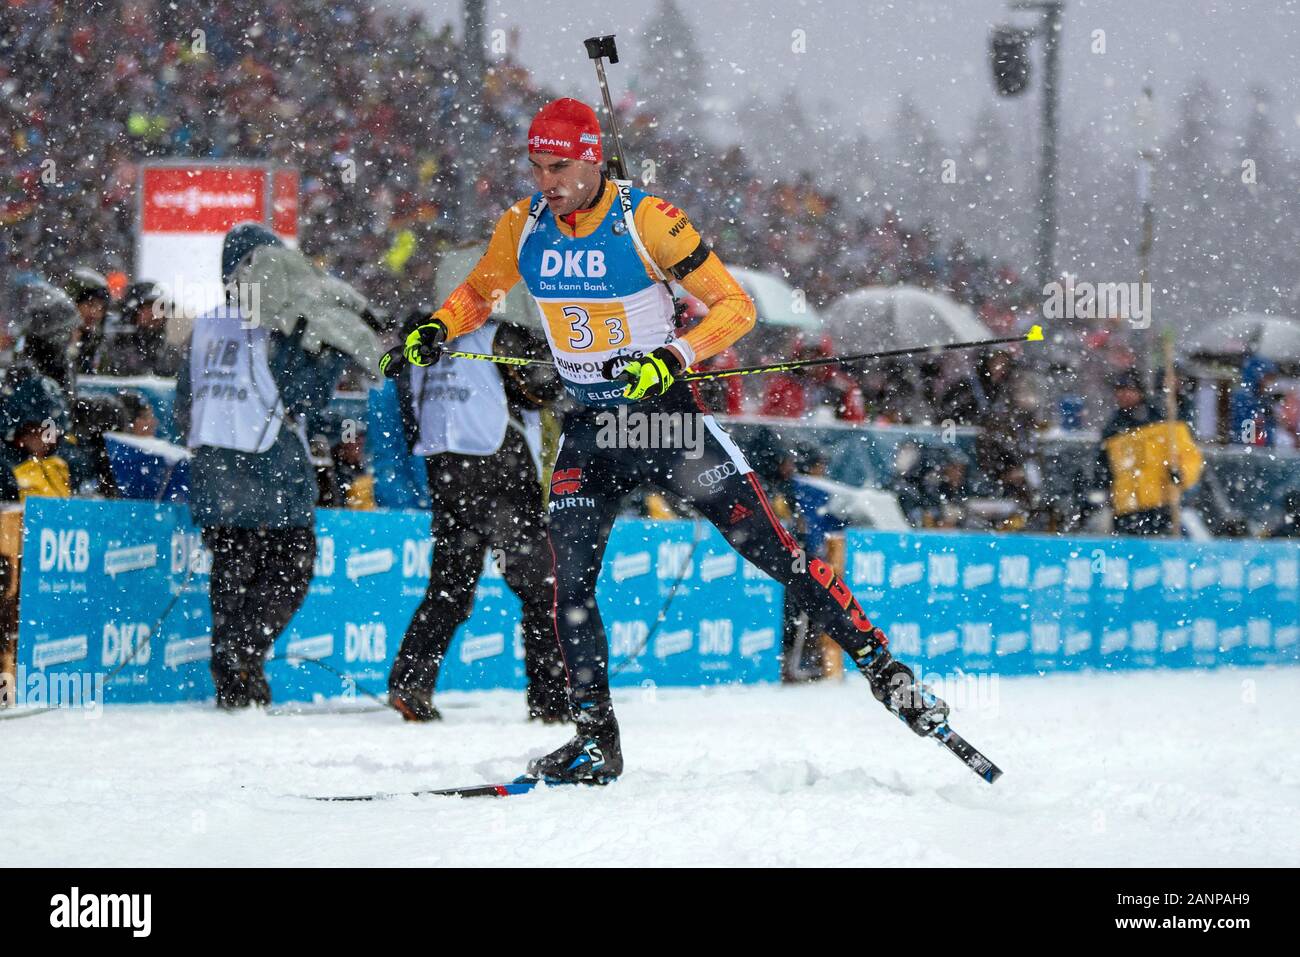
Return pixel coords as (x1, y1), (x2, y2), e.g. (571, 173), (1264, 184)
(186, 306), (285, 453)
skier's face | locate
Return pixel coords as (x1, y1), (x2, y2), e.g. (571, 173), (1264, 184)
(529, 153), (601, 216)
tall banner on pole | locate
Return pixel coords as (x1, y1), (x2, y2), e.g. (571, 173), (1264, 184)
(136, 161), (298, 321)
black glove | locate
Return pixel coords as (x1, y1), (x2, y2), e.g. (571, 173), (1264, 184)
(380, 314), (449, 378)
(600, 346), (683, 401)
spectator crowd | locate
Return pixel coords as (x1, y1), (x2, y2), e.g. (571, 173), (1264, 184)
(1, 0), (1295, 537)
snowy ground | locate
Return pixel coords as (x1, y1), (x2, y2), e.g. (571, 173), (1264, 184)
(6, 667), (1299, 867)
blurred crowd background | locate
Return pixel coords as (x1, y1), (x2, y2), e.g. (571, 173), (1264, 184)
(2, 0), (1298, 539)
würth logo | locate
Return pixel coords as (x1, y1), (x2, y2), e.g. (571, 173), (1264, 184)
(50, 887), (151, 937)
(551, 468), (583, 496)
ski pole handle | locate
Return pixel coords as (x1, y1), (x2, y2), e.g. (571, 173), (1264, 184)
(584, 35), (629, 182)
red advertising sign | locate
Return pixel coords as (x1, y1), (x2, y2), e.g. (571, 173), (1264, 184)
(141, 166), (266, 232)
(271, 169), (299, 238)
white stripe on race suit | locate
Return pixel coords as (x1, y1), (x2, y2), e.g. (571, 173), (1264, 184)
(613, 179), (668, 283)
(702, 415), (753, 475)
(671, 337), (696, 370)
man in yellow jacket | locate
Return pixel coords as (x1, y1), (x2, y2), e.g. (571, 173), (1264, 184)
(1099, 370), (1203, 535)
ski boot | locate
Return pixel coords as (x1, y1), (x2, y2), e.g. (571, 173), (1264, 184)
(245, 656), (271, 707)
(388, 655), (442, 722)
(527, 700), (622, 784)
(212, 645), (269, 709)
(858, 635), (949, 737)
(213, 667), (251, 710)
(389, 687), (441, 722)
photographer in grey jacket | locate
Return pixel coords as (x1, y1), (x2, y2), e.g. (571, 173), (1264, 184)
(175, 223), (380, 708)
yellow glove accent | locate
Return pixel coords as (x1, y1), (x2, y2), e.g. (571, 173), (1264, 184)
(403, 319), (448, 367)
(622, 352), (675, 401)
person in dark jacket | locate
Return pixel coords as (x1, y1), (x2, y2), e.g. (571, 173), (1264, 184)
(69, 394), (125, 498)
(0, 275), (100, 499)
(64, 266), (113, 375)
(174, 224), (351, 709)
(97, 281), (183, 377)
(386, 308), (569, 723)
(12, 275), (80, 396)
(939, 349), (1016, 424)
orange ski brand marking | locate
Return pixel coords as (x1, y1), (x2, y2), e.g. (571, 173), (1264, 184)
(810, 558), (835, 588)
(810, 558), (875, 631)
(849, 602), (876, 633)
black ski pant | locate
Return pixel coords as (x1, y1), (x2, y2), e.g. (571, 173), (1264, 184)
(1114, 506), (1173, 536)
(203, 525), (316, 675)
(546, 398), (885, 712)
(390, 426), (568, 715)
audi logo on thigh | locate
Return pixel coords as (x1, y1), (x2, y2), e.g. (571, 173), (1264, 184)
(695, 462), (737, 488)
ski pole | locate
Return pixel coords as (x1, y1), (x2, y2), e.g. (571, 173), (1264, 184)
(383, 325), (1044, 380)
(677, 324), (1044, 382)
(583, 35), (630, 181)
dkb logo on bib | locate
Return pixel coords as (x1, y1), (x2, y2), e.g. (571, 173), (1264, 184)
(540, 249), (607, 278)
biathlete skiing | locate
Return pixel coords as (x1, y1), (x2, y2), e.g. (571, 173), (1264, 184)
(383, 95), (952, 785)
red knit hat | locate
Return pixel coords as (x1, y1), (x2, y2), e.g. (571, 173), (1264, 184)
(527, 98), (602, 163)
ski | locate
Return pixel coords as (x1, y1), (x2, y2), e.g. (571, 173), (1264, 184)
(934, 724), (1002, 783)
(308, 775), (546, 801)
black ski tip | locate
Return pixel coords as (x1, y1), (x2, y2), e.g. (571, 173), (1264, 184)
(935, 725), (1003, 784)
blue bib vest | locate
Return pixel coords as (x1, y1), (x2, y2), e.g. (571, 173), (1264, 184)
(516, 182), (676, 406)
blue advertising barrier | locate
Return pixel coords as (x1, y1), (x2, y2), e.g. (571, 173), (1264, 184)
(14, 500), (1297, 708)
(15, 499), (782, 705)
(843, 530), (1299, 674)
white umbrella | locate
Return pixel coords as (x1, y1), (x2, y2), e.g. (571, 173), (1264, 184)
(725, 267), (822, 330)
(1185, 312), (1300, 368)
(436, 242), (542, 331)
(822, 285), (991, 350)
